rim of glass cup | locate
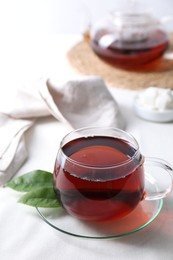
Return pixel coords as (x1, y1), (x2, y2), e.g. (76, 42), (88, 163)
(59, 126), (142, 170)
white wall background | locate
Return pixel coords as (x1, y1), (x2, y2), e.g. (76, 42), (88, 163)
(0, 0), (173, 35)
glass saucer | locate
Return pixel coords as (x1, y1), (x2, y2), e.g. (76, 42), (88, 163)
(36, 188), (163, 239)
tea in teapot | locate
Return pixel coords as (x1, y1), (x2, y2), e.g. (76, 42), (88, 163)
(89, 0), (170, 70)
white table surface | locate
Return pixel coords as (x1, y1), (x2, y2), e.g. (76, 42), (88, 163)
(0, 34), (173, 260)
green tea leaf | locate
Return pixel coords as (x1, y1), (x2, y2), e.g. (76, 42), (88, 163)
(18, 187), (60, 208)
(5, 169), (62, 208)
(6, 170), (53, 192)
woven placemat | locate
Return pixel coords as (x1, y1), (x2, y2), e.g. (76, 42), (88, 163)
(67, 35), (173, 90)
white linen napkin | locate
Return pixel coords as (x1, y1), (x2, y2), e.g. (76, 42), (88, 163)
(0, 76), (125, 185)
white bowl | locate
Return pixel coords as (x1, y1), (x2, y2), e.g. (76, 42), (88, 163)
(133, 97), (173, 123)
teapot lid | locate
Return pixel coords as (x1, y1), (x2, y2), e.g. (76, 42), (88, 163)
(101, 0), (160, 42)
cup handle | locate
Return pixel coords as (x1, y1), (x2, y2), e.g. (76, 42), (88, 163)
(144, 157), (173, 200)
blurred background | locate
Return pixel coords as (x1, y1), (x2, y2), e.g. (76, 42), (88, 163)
(0, 0), (173, 35)
(0, 0), (172, 90)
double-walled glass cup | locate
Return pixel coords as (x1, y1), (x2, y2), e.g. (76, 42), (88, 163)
(53, 127), (173, 222)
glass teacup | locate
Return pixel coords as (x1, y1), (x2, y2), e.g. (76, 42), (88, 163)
(53, 127), (173, 222)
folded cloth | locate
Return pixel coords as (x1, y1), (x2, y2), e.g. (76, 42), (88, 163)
(0, 114), (34, 185)
(39, 76), (125, 129)
(0, 76), (125, 185)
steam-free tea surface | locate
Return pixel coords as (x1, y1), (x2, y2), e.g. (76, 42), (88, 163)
(54, 136), (144, 221)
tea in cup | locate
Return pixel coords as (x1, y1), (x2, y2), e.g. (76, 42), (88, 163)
(53, 127), (173, 221)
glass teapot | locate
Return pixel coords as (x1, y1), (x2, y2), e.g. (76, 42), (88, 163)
(85, 0), (172, 71)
